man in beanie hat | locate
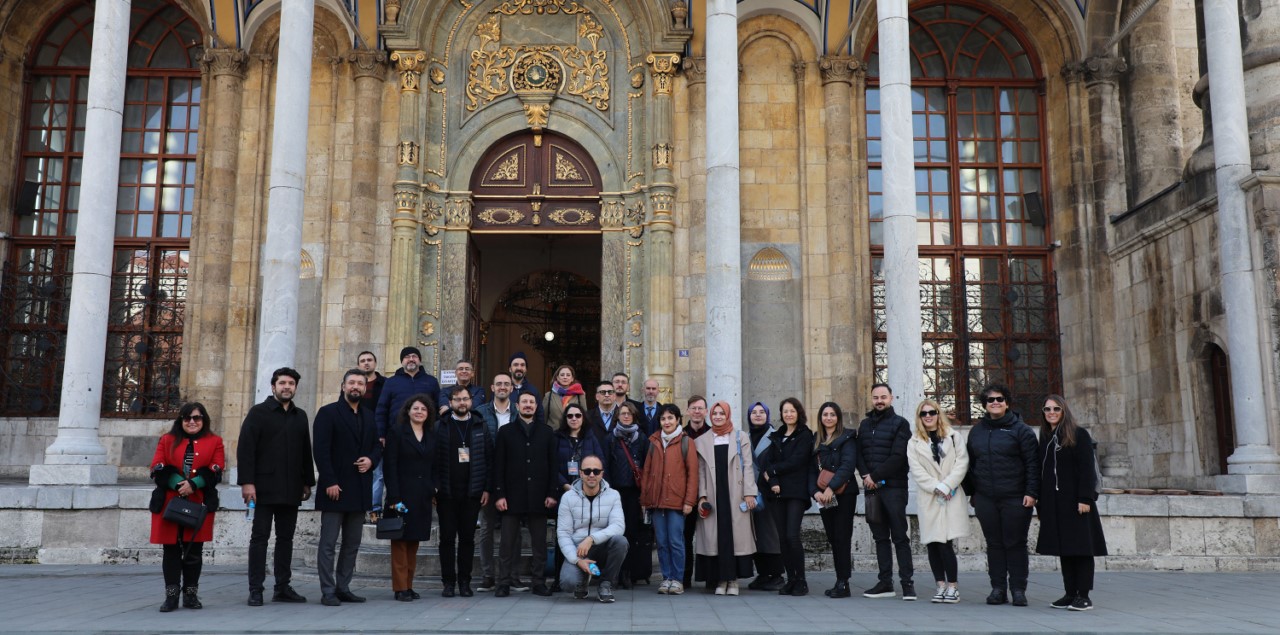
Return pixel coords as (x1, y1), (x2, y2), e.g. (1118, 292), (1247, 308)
(507, 351), (541, 404)
(371, 346), (440, 518)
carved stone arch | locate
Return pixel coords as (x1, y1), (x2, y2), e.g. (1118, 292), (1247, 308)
(397, 0), (677, 53)
(739, 15), (817, 63)
(7, 0), (213, 62)
(1189, 326), (1236, 476)
(242, 0), (357, 54)
(737, 0), (822, 57)
(1083, 0), (1124, 54)
(447, 110), (625, 192)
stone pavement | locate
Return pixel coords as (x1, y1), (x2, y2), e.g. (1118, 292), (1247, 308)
(0, 564), (1275, 634)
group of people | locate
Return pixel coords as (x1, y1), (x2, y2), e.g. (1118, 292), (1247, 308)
(146, 349), (1106, 614)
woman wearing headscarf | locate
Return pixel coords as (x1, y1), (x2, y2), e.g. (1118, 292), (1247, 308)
(1036, 394), (1107, 611)
(149, 402), (225, 612)
(746, 402), (785, 591)
(694, 401), (758, 595)
(542, 364), (586, 431)
(607, 401), (652, 588)
(764, 397), (815, 596)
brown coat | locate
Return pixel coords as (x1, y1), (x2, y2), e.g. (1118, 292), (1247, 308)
(640, 429), (699, 510)
(694, 431), (758, 557)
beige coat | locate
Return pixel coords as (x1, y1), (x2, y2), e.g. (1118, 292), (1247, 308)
(694, 431), (758, 556)
(907, 433), (971, 544)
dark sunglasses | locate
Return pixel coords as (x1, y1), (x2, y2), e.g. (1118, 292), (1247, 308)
(919, 409), (939, 417)
(1043, 406), (1062, 413)
(596, 389), (612, 395)
(985, 396), (1006, 404)
(183, 415), (204, 422)
(580, 468), (603, 476)
(566, 413), (584, 419)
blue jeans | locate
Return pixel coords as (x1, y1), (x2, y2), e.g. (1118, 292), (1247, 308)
(652, 509), (685, 582)
(371, 463), (384, 512)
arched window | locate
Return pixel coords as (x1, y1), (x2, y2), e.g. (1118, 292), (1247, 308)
(865, 2), (1059, 421)
(2, 0), (201, 417)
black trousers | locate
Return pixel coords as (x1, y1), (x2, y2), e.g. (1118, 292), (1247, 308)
(926, 541), (958, 583)
(973, 494), (1033, 591)
(819, 491), (857, 581)
(498, 512), (547, 586)
(867, 487), (913, 584)
(770, 498), (808, 581)
(437, 495), (482, 585)
(1060, 555), (1095, 596)
(161, 542), (203, 587)
(248, 503), (299, 592)
(616, 486), (652, 582)
(682, 509), (697, 586)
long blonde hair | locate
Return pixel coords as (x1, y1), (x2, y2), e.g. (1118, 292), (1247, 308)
(913, 399), (950, 441)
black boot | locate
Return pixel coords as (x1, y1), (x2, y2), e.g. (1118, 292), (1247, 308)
(159, 585), (180, 612)
(778, 579), (795, 595)
(827, 580), (851, 598)
(182, 586), (202, 609)
(791, 579), (809, 596)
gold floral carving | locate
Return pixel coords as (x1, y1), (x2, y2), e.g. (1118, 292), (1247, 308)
(476, 14), (501, 47)
(398, 141), (419, 166)
(625, 201), (645, 226)
(390, 50), (427, 93)
(423, 200), (443, 235)
(631, 321), (642, 336)
(491, 155), (520, 180)
(645, 53), (680, 95)
(444, 198), (473, 227)
(560, 46), (609, 110)
(547, 208), (596, 225)
(653, 143), (671, 169)
(523, 103), (550, 144)
(492, 0), (589, 15)
(476, 208), (526, 224)
(466, 48), (518, 111)
(600, 200), (624, 227)
(578, 13), (603, 49)
(429, 66), (446, 85)
(467, 41), (608, 112)
(554, 153), (582, 180)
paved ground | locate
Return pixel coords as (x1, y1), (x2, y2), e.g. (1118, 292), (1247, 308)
(0, 564), (1274, 634)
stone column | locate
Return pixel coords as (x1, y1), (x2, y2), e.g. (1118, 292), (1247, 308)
(387, 50), (426, 359)
(186, 48), (247, 424)
(876, 0), (923, 408)
(704, 0), (743, 413)
(439, 195), (472, 371)
(1125, 0), (1185, 201)
(1242, 0), (1280, 169)
(1204, 0), (1280, 485)
(646, 53), (680, 400)
(30, 0), (131, 485)
(681, 56), (707, 401)
(253, 0), (315, 401)
(345, 48), (387, 359)
(819, 56), (861, 409)
(1081, 56), (1129, 220)
(601, 196), (628, 377)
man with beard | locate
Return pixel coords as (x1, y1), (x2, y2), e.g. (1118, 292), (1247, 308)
(508, 351), (540, 406)
(681, 395), (710, 588)
(857, 383), (915, 601)
(438, 359), (487, 415)
(313, 369), (381, 606)
(355, 351), (385, 408)
(372, 347), (440, 520)
(474, 372), (527, 592)
(493, 391), (558, 597)
(432, 385), (492, 597)
(238, 367), (315, 606)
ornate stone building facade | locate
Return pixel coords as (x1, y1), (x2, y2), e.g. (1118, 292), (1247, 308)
(1, 0), (1279, 507)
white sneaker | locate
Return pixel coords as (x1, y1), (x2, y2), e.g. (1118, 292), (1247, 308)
(931, 585), (947, 603)
(668, 581), (685, 595)
(943, 587), (960, 604)
(727, 581), (740, 596)
(714, 582), (727, 595)
(658, 580), (671, 594)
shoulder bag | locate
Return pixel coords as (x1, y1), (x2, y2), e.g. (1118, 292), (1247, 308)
(162, 496), (207, 531)
(376, 508), (406, 540)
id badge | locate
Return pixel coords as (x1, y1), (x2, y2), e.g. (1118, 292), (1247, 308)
(568, 460), (579, 476)
(458, 446), (471, 463)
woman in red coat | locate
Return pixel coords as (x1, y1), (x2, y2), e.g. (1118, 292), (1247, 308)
(149, 402), (225, 612)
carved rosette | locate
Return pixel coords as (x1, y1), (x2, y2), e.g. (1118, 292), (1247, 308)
(201, 48), (248, 78)
(348, 48), (388, 80)
(390, 50), (427, 93)
(646, 53), (681, 95)
(444, 197), (473, 228)
(818, 56), (860, 85)
(423, 199), (443, 235)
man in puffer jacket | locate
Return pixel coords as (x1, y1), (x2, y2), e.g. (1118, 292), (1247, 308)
(856, 383), (915, 600)
(964, 383), (1040, 607)
(558, 455), (628, 603)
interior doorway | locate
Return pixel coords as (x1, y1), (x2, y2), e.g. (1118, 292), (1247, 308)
(472, 233), (602, 393)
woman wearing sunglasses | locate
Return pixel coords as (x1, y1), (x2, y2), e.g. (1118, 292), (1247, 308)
(1035, 394), (1107, 611)
(963, 383), (1039, 607)
(906, 399), (969, 604)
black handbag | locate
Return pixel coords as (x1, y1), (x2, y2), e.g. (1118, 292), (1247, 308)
(162, 496), (207, 530)
(376, 513), (405, 540)
(864, 490), (885, 525)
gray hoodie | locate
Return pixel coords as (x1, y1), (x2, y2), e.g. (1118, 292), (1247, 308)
(556, 477), (625, 564)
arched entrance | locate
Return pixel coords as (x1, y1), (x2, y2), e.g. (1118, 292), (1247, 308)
(468, 131), (603, 390)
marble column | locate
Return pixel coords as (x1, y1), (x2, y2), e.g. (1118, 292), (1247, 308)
(1204, 0), (1280, 484)
(345, 48), (387, 358)
(601, 196), (628, 377)
(253, 0), (315, 401)
(387, 50), (426, 361)
(682, 57), (707, 403)
(1082, 56), (1130, 219)
(1242, 0), (1280, 169)
(1125, 0), (1185, 201)
(439, 195), (472, 372)
(876, 0), (923, 408)
(646, 53), (680, 401)
(185, 47), (248, 425)
(30, 0), (131, 485)
(704, 0), (743, 413)
(819, 56), (861, 408)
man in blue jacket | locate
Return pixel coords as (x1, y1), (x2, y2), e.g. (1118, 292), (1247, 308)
(371, 346), (440, 519)
(857, 382), (915, 601)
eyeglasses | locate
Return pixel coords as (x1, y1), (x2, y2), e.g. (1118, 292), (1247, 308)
(566, 413), (584, 419)
(919, 410), (938, 417)
(183, 415), (204, 422)
(596, 389), (612, 395)
(985, 396), (1006, 404)
(1043, 406), (1062, 413)
(580, 468), (603, 476)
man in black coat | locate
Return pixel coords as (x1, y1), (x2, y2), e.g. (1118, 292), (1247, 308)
(587, 380), (622, 442)
(433, 385), (492, 597)
(492, 392), (559, 597)
(856, 382), (915, 601)
(313, 369), (382, 606)
(638, 378), (664, 435)
(238, 367), (315, 607)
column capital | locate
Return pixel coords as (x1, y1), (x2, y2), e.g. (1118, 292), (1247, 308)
(646, 53), (682, 95)
(348, 47), (388, 80)
(443, 195), (473, 228)
(390, 49), (427, 93)
(1062, 54), (1128, 85)
(201, 47), (249, 79)
(682, 56), (706, 86)
(818, 56), (863, 85)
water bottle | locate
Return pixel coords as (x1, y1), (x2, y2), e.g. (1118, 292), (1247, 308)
(245, 500), (255, 522)
(394, 502), (408, 514)
(588, 563), (601, 577)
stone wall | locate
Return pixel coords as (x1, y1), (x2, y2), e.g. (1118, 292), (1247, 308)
(0, 418), (169, 481)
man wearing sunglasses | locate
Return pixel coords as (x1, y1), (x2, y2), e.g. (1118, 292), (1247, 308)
(963, 383), (1039, 607)
(856, 383), (915, 601)
(557, 455), (628, 603)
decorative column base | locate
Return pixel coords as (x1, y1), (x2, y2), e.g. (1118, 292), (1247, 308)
(29, 465), (119, 486)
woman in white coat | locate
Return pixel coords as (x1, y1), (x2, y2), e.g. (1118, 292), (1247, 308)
(907, 399), (970, 604)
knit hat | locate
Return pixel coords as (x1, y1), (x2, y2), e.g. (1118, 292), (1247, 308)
(400, 346), (422, 361)
(508, 351), (527, 365)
